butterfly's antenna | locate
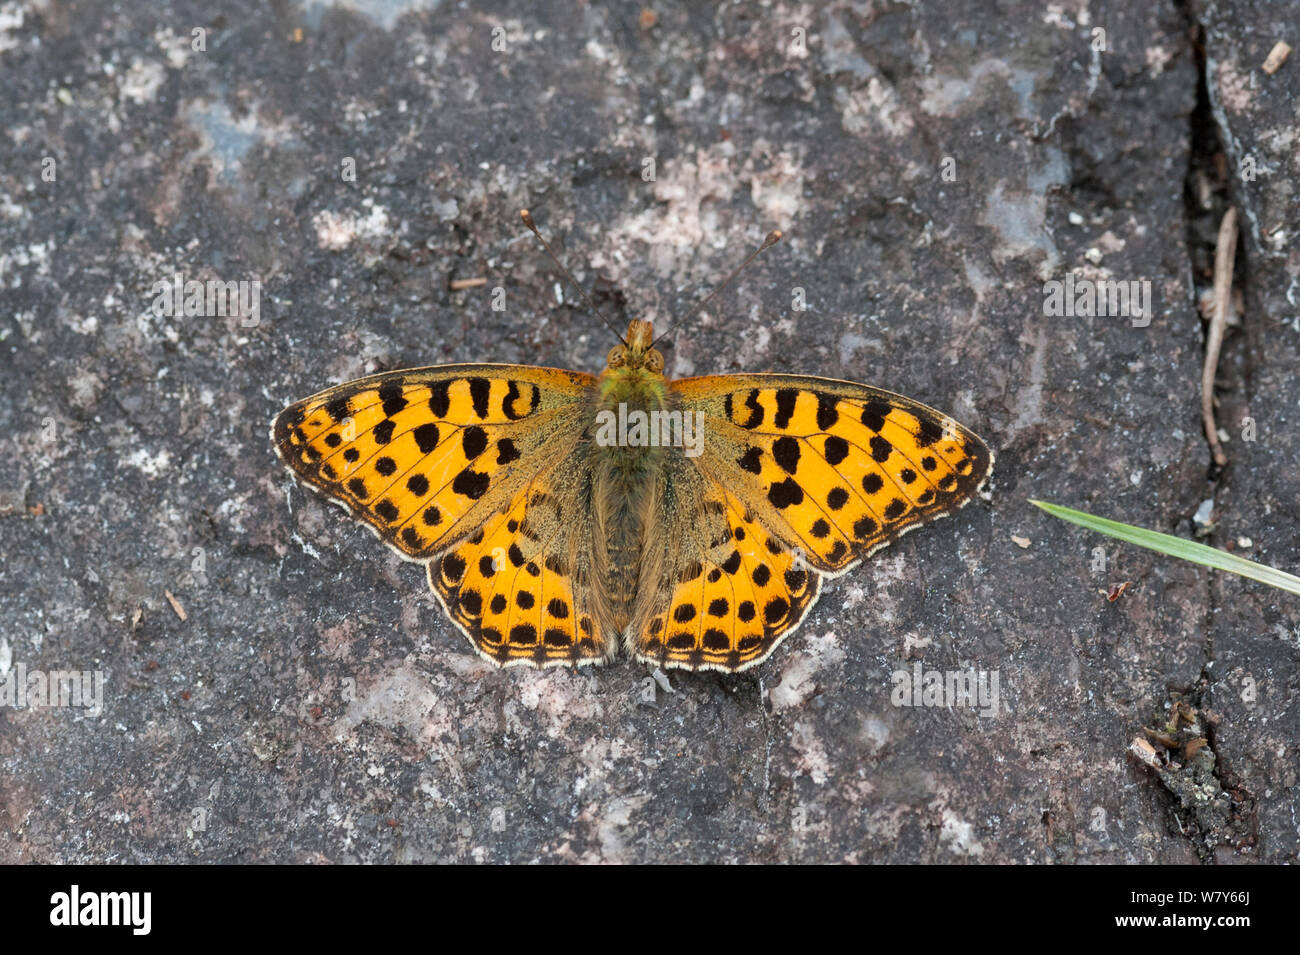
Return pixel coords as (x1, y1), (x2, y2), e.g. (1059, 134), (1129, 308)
(520, 209), (627, 345)
(651, 229), (782, 350)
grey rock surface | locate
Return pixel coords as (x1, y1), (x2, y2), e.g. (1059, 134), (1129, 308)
(1, 0), (1295, 863)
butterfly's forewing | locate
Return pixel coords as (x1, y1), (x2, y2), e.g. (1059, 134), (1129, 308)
(633, 374), (993, 672)
(272, 365), (592, 557)
(676, 375), (993, 570)
(272, 365), (613, 666)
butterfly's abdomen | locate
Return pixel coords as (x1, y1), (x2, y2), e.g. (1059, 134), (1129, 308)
(599, 468), (651, 630)
(591, 369), (671, 633)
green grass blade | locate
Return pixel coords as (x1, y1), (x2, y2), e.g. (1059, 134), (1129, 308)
(1028, 499), (1300, 597)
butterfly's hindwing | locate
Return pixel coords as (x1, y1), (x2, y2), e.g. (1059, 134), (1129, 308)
(272, 365), (594, 559)
(427, 465), (612, 668)
(633, 487), (821, 672)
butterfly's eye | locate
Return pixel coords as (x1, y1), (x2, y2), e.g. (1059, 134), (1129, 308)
(644, 349), (664, 373)
(607, 345), (627, 368)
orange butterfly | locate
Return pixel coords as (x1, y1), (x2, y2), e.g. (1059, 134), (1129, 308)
(272, 213), (992, 672)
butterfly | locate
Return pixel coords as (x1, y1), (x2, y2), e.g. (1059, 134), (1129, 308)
(271, 212), (993, 673)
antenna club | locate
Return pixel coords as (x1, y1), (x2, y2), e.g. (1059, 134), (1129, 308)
(763, 230), (783, 249)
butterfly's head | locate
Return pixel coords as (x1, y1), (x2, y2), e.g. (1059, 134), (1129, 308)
(605, 319), (665, 375)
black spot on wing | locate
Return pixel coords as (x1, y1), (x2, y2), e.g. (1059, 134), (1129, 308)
(764, 596), (789, 624)
(496, 439), (520, 465)
(824, 435), (849, 466)
(916, 418), (943, 447)
(413, 422), (441, 455)
(452, 467), (490, 499)
(816, 393), (839, 431)
(702, 629), (728, 651)
(738, 446), (763, 474)
(428, 381), (451, 418)
(462, 425), (488, 459)
(768, 477), (803, 508)
(468, 377), (490, 418)
(441, 552), (466, 583)
(772, 436), (801, 474)
(325, 396), (350, 421)
(379, 382), (407, 417)
(503, 380), (538, 420)
(773, 389), (798, 429)
(861, 400), (889, 432)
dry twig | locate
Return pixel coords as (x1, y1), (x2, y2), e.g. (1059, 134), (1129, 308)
(1202, 207), (1237, 468)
